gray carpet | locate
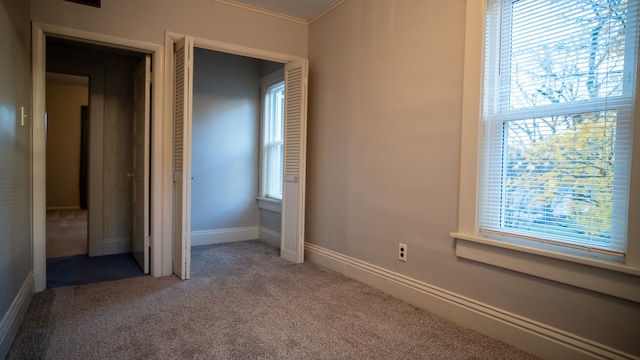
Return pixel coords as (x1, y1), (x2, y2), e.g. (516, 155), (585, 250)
(8, 241), (538, 359)
(46, 209), (87, 258)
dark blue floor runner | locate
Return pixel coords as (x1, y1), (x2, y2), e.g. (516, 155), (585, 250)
(47, 253), (144, 288)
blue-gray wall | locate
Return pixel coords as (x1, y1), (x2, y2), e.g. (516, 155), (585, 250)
(0, 0), (32, 357)
(191, 48), (261, 231)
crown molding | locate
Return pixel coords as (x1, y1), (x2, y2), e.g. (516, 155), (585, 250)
(211, 0), (347, 25)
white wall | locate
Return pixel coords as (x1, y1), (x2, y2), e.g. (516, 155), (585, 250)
(191, 48), (261, 233)
(307, 0), (640, 357)
(0, 0), (33, 357)
(45, 79), (88, 208)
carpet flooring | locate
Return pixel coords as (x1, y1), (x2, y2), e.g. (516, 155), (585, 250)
(46, 209), (87, 258)
(46, 253), (145, 288)
(8, 241), (538, 359)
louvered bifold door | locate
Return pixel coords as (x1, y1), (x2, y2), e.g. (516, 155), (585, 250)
(280, 59), (308, 263)
(173, 36), (193, 279)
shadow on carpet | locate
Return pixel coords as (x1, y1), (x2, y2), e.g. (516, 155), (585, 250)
(47, 253), (145, 288)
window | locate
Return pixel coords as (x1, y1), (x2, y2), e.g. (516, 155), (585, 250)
(260, 70), (285, 203)
(481, 0), (638, 256)
(453, 0), (640, 301)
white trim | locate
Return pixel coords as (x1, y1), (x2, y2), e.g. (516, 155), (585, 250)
(103, 237), (131, 256)
(305, 243), (637, 360)
(0, 272), (34, 359)
(211, 0), (348, 25)
(211, 0), (308, 24)
(308, 0), (348, 24)
(257, 198), (282, 213)
(457, 0), (485, 237)
(259, 227), (281, 248)
(32, 24), (47, 292)
(453, 235), (640, 303)
(191, 227), (259, 247)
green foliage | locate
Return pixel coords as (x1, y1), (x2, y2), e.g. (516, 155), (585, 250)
(504, 112), (616, 241)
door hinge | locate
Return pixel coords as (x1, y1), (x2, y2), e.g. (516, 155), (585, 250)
(144, 236), (150, 247)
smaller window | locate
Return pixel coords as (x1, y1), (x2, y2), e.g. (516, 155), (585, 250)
(260, 70), (285, 201)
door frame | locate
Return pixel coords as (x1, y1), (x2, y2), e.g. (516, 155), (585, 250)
(32, 23), (169, 291)
(165, 32), (308, 276)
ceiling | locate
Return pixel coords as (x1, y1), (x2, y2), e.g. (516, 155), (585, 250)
(216, 0), (344, 22)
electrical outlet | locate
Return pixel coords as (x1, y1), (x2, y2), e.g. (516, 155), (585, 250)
(398, 243), (407, 262)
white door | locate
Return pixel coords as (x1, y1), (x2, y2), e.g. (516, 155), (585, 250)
(173, 36), (193, 280)
(132, 55), (151, 274)
(280, 59), (308, 263)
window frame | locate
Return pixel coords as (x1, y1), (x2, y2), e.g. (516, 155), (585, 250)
(451, 0), (640, 303)
(258, 68), (285, 212)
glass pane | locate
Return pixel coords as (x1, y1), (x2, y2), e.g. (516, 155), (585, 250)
(501, 111), (616, 244)
(508, 0), (628, 109)
(266, 144), (283, 200)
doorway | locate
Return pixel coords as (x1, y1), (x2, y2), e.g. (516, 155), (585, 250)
(170, 34), (309, 280)
(189, 48), (284, 260)
(44, 37), (149, 287)
(45, 73), (89, 259)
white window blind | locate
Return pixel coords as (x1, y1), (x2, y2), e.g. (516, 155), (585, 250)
(480, 0), (639, 256)
(263, 80), (285, 200)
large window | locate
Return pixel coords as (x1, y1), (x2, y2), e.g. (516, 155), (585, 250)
(480, 0), (639, 256)
(453, 0), (640, 302)
(260, 71), (285, 201)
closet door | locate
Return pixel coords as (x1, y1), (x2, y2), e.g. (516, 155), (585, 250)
(281, 59), (308, 263)
(173, 36), (193, 279)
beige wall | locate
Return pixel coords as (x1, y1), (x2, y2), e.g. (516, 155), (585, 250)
(31, 0), (307, 59)
(45, 80), (88, 208)
(307, 0), (639, 356)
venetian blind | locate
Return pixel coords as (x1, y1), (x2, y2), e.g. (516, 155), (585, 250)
(479, 0), (639, 255)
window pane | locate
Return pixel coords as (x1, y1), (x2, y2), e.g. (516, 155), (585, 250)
(480, 0), (637, 254)
(508, 0), (628, 110)
(501, 112), (616, 244)
(266, 143), (283, 200)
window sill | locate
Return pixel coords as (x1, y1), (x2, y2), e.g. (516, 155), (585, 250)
(257, 197), (282, 213)
(450, 232), (640, 303)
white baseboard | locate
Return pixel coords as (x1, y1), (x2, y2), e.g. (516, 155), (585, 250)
(46, 206), (82, 211)
(304, 243), (636, 360)
(259, 227), (280, 248)
(191, 227), (259, 247)
(0, 271), (34, 359)
(104, 237), (130, 255)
